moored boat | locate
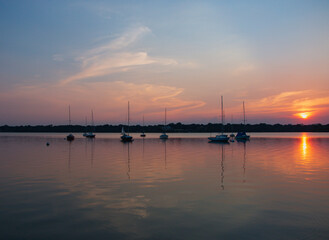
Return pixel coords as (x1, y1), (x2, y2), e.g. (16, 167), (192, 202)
(121, 102), (133, 142)
(160, 108), (168, 139)
(235, 101), (250, 140)
(85, 110), (96, 138)
(140, 115), (146, 137)
(66, 105), (75, 141)
(208, 96), (229, 143)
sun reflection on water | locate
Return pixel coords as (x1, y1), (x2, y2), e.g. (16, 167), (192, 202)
(301, 134), (308, 159)
(298, 133), (315, 168)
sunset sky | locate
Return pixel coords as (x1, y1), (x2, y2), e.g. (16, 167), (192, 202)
(0, 0), (328, 125)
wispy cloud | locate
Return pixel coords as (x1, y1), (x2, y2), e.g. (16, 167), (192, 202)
(59, 26), (177, 85)
(88, 26), (151, 53)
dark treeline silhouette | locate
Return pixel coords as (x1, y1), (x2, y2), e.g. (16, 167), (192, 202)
(0, 123), (328, 132)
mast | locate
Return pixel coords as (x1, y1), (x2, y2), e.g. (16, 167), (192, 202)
(221, 96), (224, 134)
(69, 105), (71, 126)
(242, 101), (246, 131)
(91, 110), (94, 132)
(68, 105), (72, 133)
(165, 108), (167, 126)
(164, 108), (167, 134)
(242, 101), (246, 125)
(85, 116), (87, 133)
(128, 101), (130, 135)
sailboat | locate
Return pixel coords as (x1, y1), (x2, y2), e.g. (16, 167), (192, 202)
(140, 115), (146, 137)
(66, 105), (75, 141)
(235, 101), (250, 141)
(208, 96), (229, 142)
(160, 108), (168, 139)
(83, 116), (88, 137)
(121, 101), (133, 142)
(85, 110), (96, 138)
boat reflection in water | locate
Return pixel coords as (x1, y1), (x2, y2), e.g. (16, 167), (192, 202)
(209, 141), (228, 190)
(163, 139), (167, 169)
(125, 142), (131, 180)
(0, 133), (329, 240)
(236, 139), (248, 183)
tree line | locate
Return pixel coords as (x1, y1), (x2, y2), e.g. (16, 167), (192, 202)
(0, 123), (328, 132)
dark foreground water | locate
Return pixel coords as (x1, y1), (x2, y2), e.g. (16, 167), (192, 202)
(0, 133), (328, 240)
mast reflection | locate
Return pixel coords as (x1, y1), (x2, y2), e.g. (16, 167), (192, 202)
(209, 141), (228, 190)
(243, 141), (246, 183)
(241, 140), (247, 183)
(84, 138), (95, 168)
(237, 139), (248, 183)
(68, 141), (72, 171)
(164, 140), (167, 169)
(142, 138), (145, 159)
(220, 144), (225, 190)
(126, 142), (131, 180)
(90, 138), (95, 168)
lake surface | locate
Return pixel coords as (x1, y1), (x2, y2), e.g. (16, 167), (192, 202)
(1, 133), (329, 240)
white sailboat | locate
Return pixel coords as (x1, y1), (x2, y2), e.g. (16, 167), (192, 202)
(208, 96), (229, 142)
(121, 101), (133, 142)
(66, 105), (75, 141)
(85, 110), (96, 138)
(160, 108), (168, 139)
(235, 101), (250, 141)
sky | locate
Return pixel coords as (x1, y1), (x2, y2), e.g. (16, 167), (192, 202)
(0, 0), (328, 125)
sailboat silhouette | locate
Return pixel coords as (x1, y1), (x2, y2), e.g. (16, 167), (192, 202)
(121, 101), (133, 142)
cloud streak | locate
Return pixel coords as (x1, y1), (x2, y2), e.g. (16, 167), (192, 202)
(60, 26), (177, 85)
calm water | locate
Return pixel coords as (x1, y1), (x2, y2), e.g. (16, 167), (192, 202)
(0, 133), (329, 240)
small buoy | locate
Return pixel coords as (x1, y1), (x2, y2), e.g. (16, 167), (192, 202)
(46, 142), (50, 146)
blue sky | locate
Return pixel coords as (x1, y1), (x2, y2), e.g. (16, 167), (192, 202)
(0, 0), (328, 124)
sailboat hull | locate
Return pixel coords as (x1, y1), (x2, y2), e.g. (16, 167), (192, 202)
(85, 133), (96, 138)
(235, 136), (250, 140)
(121, 135), (133, 142)
(235, 132), (250, 140)
(160, 134), (168, 139)
(208, 135), (229, 142)
(66, 134), (75, 141)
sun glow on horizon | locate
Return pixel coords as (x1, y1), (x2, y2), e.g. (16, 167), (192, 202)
(296, 112), (311, 119)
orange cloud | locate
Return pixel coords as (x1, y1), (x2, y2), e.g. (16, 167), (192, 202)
(236, 90), (329, 121)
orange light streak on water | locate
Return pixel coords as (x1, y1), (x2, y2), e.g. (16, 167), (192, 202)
(301, 134), (308, 160)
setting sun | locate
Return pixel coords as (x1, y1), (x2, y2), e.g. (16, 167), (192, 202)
(300, 113), (308, 119)
(297, 112), (311, 119)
